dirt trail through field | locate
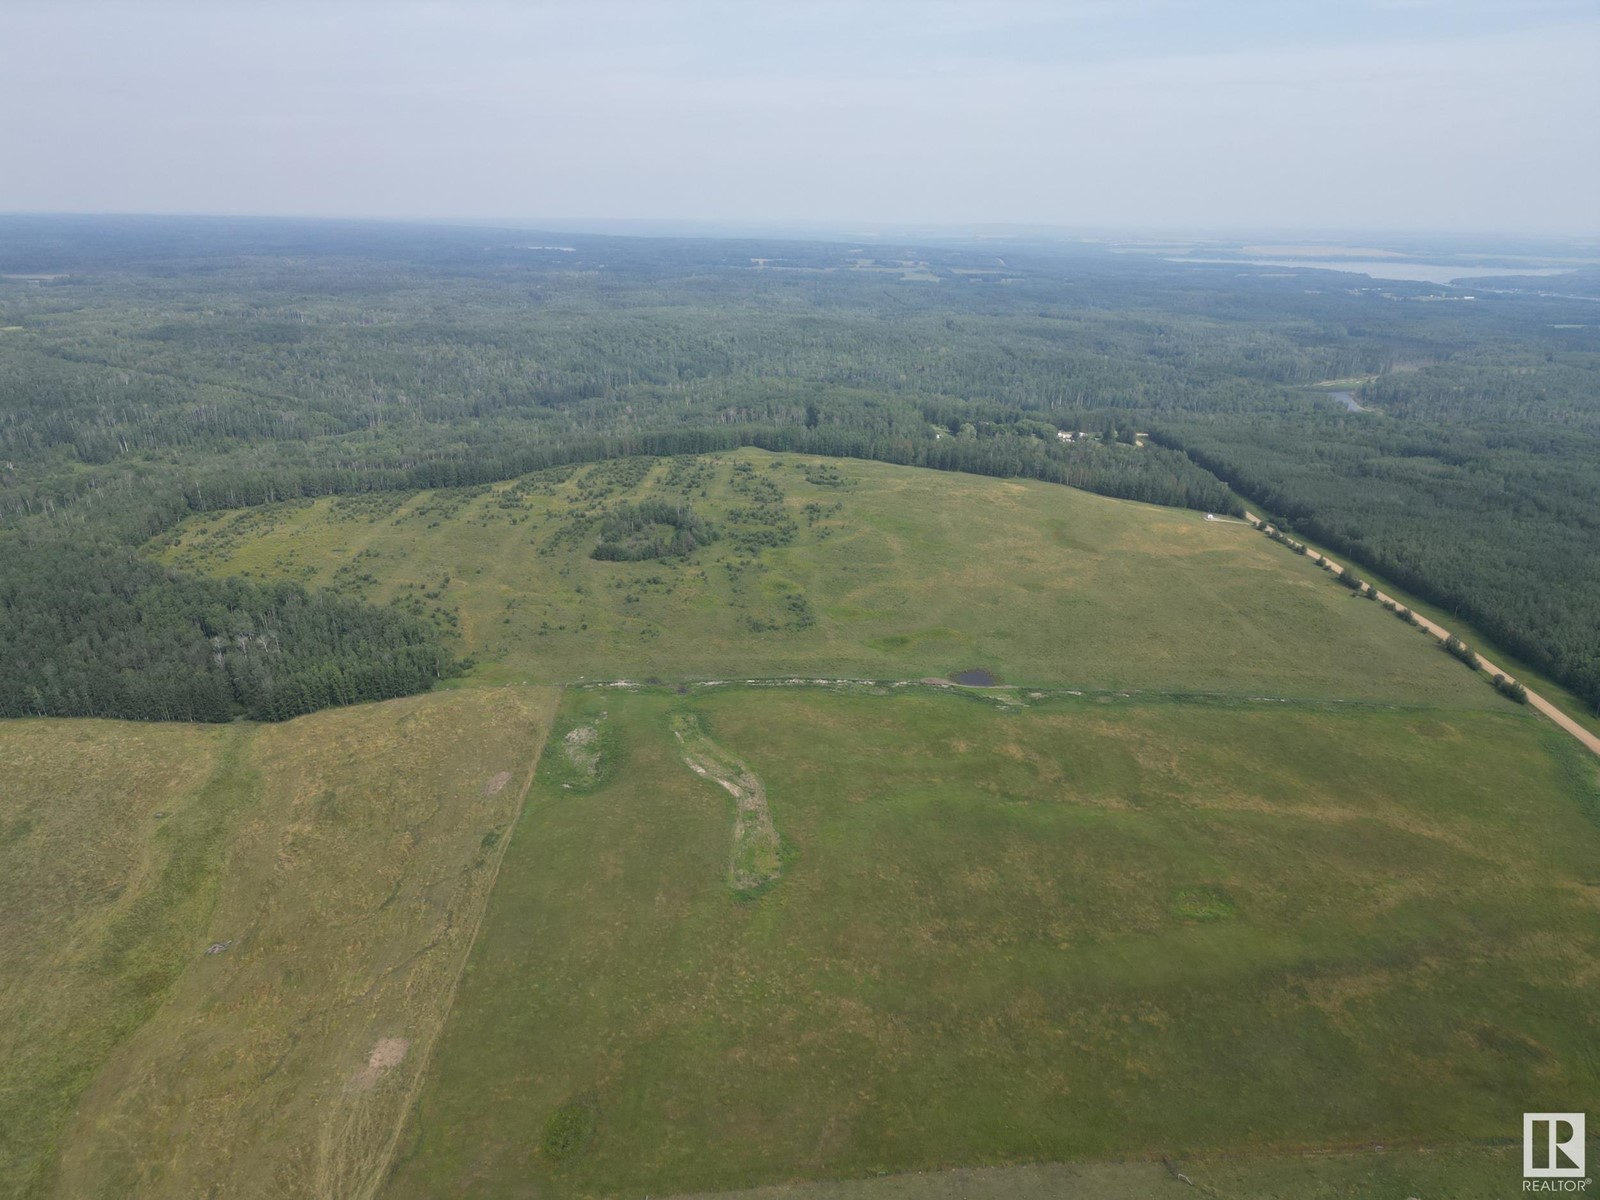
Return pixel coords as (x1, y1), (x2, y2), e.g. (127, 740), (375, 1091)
(1242, 512), (1600, 759)
(672, 714), (783, 892)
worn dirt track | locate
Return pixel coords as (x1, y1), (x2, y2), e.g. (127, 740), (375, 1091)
(1242, 512), (1600, 759)
(673, 714), (782, 891)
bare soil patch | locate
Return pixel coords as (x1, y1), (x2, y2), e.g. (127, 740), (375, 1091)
(563, 724), (602, 778)
(353, 1037), (409, 1091)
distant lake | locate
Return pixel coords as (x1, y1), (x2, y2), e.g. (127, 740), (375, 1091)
(1169, 258), (1578, 286)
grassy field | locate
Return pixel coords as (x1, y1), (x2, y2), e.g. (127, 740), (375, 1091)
(386, 685), (1600, 1199)
(19, 456), (1594, 1196)
(0, 720), (252, 1199)
(2, 687), (557, 1200)
(1256, 519), (1600, 741)
(150, 450), (1504, 707)
(666, 1144), (1522, 1199)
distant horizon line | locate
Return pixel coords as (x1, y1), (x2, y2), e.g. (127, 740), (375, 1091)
(0, 209), (1596, 248)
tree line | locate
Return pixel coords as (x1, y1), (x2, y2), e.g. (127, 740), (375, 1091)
(0, 541), (454, 723)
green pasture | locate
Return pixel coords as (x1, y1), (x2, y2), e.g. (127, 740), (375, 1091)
(150, 450), (1504, 707)
(388, 685), (1600, 1198)
(2, 688), (556, 1200)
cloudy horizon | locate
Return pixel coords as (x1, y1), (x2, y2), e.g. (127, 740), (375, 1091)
(3, 1), (1597, 236)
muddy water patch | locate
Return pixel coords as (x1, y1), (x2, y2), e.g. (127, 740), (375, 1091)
(951, 668), (1001, 687)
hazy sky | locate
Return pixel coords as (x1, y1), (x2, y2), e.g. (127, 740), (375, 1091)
(4, 0), (1597, 234)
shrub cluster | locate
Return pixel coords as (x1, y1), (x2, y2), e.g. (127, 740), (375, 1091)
(591, 500), (717, 561)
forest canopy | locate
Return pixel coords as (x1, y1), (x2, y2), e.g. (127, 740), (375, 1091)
(0, 541), (455, 722)
(1, 215), (1597, 718)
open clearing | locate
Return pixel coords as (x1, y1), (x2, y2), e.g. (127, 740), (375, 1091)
(21, 455), (1597, 1196)
(0, 720), (248, 1199)
(386, 685), (1600, 1199)
(151, 449), (1503, 706)
(2, 687), (556, 1199)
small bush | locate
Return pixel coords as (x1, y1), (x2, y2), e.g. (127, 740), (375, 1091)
(1443, 634), (1481, 671)
(542, 1097), (598, 1162)
(1492, 674), (1529, 704)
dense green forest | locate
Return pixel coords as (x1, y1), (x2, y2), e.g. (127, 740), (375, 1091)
(1, 215), (1597, 718)
(0, 542), (452, 722)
